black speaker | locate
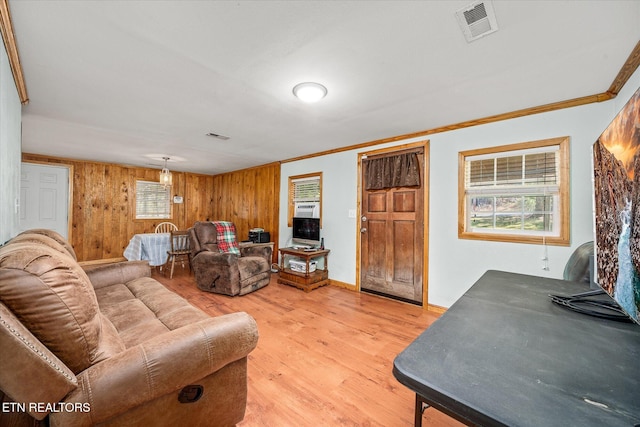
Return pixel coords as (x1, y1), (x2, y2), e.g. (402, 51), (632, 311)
(249, 231), (270, 243)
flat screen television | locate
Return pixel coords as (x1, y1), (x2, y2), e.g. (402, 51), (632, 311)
(551, 87), (640, 324)
(292, 217), (321, 248)
(588, 86), (640, 324)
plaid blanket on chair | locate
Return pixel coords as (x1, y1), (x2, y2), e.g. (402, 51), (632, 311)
(212, 221), (241, 255)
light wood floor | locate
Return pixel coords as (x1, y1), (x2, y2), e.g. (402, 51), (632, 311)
(155, 269), (465, 427)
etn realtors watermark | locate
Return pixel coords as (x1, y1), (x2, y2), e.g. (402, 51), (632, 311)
(2, 402), (90, 413)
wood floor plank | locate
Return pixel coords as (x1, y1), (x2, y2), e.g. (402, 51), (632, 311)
(155, 269), (465, 426)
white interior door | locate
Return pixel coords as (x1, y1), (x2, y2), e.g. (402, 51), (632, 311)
(20, 163), (70, 239)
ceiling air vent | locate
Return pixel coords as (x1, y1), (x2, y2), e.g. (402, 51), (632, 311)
(455, 0), (498, 43)
(206, 132), (230, 141)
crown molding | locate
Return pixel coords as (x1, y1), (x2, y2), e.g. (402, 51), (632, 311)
(0, 0), (28, 104)
(283, 40), (640, 164)
(607, 40), (640, 97)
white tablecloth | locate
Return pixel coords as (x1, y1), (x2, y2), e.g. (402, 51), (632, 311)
(123, 233), (170, 266)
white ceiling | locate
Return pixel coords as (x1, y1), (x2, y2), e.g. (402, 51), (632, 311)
(10, 1), (640, 175)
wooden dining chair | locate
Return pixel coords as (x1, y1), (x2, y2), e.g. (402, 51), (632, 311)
(165, 230), (191, 278)
(155, 222), (178, 233)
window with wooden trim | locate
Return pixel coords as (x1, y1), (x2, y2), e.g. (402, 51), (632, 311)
(458, 137), (570, 245)
(135, 180), (171, 219)
(288, 173), (322, 227)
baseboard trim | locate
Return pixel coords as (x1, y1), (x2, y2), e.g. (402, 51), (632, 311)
(426, 304), (447, 314)
(329, 280), (357, 291)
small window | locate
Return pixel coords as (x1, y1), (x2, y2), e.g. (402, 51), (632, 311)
(136, 180), (171, 219)
(458, 137), (569, 245)
(288, 173), (322, 227)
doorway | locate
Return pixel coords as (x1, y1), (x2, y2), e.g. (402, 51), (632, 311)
(20, 162), (72, 239)
(358, 142), (428, 305)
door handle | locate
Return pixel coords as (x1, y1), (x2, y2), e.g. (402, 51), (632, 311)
(360, 227), (367, 233)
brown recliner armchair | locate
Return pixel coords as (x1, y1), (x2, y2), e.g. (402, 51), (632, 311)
(189, 221), (271, 296)
(0, 229), (258, 427)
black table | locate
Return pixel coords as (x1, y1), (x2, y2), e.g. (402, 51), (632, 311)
(393, 270), (640, 427)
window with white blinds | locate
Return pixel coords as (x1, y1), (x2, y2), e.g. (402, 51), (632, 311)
(458, 137), (570, 245)
(135, 180), (171, 219)
(287, 173), (322, 227)
(466, 149), (559, 189)
(292, 177), (321, 203)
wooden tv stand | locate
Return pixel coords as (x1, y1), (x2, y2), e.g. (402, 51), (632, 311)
(278, 247), (330, 292)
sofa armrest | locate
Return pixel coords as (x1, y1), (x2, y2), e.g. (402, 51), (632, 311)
(84, 260), (151, 289)
(192, 250), (239, 268)
(0, 302), (77, 420)
(50, 312), (258, 427)
(240, 245), (273, 264)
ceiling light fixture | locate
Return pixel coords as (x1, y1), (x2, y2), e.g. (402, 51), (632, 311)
(159, 157), (173, 188)
(293, 82), (328, 103)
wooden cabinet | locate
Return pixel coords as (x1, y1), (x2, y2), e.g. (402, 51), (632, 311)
(278, 247), (330, 292)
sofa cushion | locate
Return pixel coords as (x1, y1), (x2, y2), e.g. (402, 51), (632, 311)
(0, 242), (125, 374)
(95, 276), (210, 348)
(212, 221), (240, 255)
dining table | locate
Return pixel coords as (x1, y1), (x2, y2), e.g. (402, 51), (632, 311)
(123, 232), (171, 266)
(392, 270), (640, 427)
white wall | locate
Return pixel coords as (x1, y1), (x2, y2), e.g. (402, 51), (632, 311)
(280, 67), (640, 308)
(0, 39), (22, 245)
(280, 149), (359, 277)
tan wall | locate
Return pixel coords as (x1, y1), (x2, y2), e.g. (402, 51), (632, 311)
(22, 153), (280, 263)
(22, 153), (216, 261)
(211, 163), (281, 263)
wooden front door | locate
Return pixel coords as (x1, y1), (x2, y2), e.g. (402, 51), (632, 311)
(360, 147), (425, 305)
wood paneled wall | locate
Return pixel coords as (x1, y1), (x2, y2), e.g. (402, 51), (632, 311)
(22, 153), (216, 261)
(211, 163), (281, 263)
(22, 153), (280, 263)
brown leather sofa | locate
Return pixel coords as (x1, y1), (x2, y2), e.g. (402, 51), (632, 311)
(189, 221), (271, 296)
(0, 229), (258, 427)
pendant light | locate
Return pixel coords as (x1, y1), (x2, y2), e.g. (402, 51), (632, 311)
(159, 157), (173, 188)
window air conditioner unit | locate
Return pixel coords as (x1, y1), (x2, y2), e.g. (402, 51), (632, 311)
(294, 202), (320, 218)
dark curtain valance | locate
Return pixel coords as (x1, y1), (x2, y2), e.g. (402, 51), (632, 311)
(364, 152), (421, 190)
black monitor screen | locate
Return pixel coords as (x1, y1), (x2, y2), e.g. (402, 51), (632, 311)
(292, 217), (320, 246)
